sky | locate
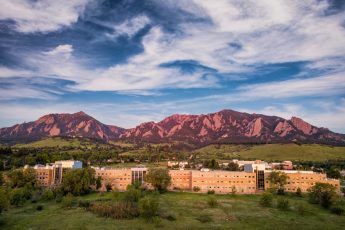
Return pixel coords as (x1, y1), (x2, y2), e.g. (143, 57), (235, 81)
(0, 0), (345, 133)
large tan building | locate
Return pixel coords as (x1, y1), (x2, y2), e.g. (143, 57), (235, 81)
(93, 166), (147, 191)
(264, 170), (340, 193)
(94, 166), (340, 194)
(31, 163), (63, 187)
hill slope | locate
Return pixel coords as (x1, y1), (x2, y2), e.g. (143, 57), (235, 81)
(194, 143), (345, 161)
(0, 112), (124, 143)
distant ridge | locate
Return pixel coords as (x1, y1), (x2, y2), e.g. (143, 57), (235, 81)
(1, 109), (345, 146)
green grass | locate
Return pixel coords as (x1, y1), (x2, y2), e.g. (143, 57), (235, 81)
(194, 144), (345, 161)
(1, 192), (345, 230)
(14, 137), (109, 149)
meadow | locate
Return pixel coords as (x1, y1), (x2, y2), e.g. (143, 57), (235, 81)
(1, 192), (345, 230)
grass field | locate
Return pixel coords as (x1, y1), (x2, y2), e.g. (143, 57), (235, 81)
(194, 144), (345, 161)
(14, 137), (109, 149)
(1, 192), (344, 230)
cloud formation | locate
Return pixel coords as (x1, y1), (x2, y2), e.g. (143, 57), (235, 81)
(0, 0), (89, 33)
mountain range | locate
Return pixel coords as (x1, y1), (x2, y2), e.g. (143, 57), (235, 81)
(1, 110), (345, 146)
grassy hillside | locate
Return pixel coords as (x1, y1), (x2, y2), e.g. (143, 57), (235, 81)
(14, 137), (110, 148)
(194, 144), (345, 161)
(2, 192), (345, 230)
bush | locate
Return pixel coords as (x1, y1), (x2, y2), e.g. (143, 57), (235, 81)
(196, 213), (213, 223)
(330, 206), (344, 215)
(41, 189), (54, 201)
(160, 212), (177, 221)
(0, 188), (9, 213)
(138, 196), (159, 221)
(124, 188), (142, 203)
(36, 205), (43, 211)
(10, 189), (26, 207)
(277, 198), (290, 211)
(55, 193), (63, 203)
(193, 186), (200, 192)
(259, 192), (273, 207)
(277, 188), (285, 196)
(61, 193), (77, 208)
(207, 196), (218, 208)
(78, 200), (90, 208)
(166, 214), (176, 221)
(296, 203), (307, 215)
(308, 183), (336, 209)
(89, 201), (139, 219)
(207, 190), (215, 195)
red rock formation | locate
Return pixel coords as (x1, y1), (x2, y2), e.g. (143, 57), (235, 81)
(1, 109), (345, 145)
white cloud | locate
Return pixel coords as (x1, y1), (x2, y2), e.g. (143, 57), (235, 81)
(0, 0), (90, 33)
(1, 0), (345, 110)
(106, 15), (151, 38)
(237, 72), (345, 99)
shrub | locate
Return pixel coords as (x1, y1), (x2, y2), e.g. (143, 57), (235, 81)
(89, 201), (139, 219)
(330, 206), (344, 215)
(160, 212), (177, 221)
(296, 203), (307, 215)
(308, 183), (336, 209)
(207, 190), (215, 195)
(10, 189), (26, 207)
(0, 188), (9, 213)
(193, 186), (200, 192)
(296, 187), (302, 197)
(30, 190), (41, 203)
(61, 193), (77, 208)
(78, 200), (90, 208)
(259, 192), (273, 207)
(36, 205), (43, 211)
(207, 196), (218, 208)
(277, 198), (290, 211)
(138, 196), (159, 221)
(277, 188), (285, 196)
(41, 189), (54, 201)
(55, 193), (63, 203)
(196, 213), (213, 223)
(166, 214), (177, 221)
(124, 188), (142, 203)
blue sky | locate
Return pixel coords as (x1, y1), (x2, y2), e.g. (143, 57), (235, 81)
(1, 0), (345, 133)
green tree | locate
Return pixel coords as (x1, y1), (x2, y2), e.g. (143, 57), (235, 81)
(208, 159), (219, 169)
(62, 167), (96, 196)
(7, 168), (36, 189)
(326, 168), (341, 179)
(138, 196), (159, 221)
(145, 168), (171, 192)
(308, 183), (337, 209)
(227, 162), (240, 171)
(268, 171), (289, 194)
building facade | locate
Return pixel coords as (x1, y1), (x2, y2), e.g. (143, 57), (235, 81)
(32, 163), (63, 187)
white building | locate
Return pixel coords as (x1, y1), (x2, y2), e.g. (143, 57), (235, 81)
(55, 160), (82, 169)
